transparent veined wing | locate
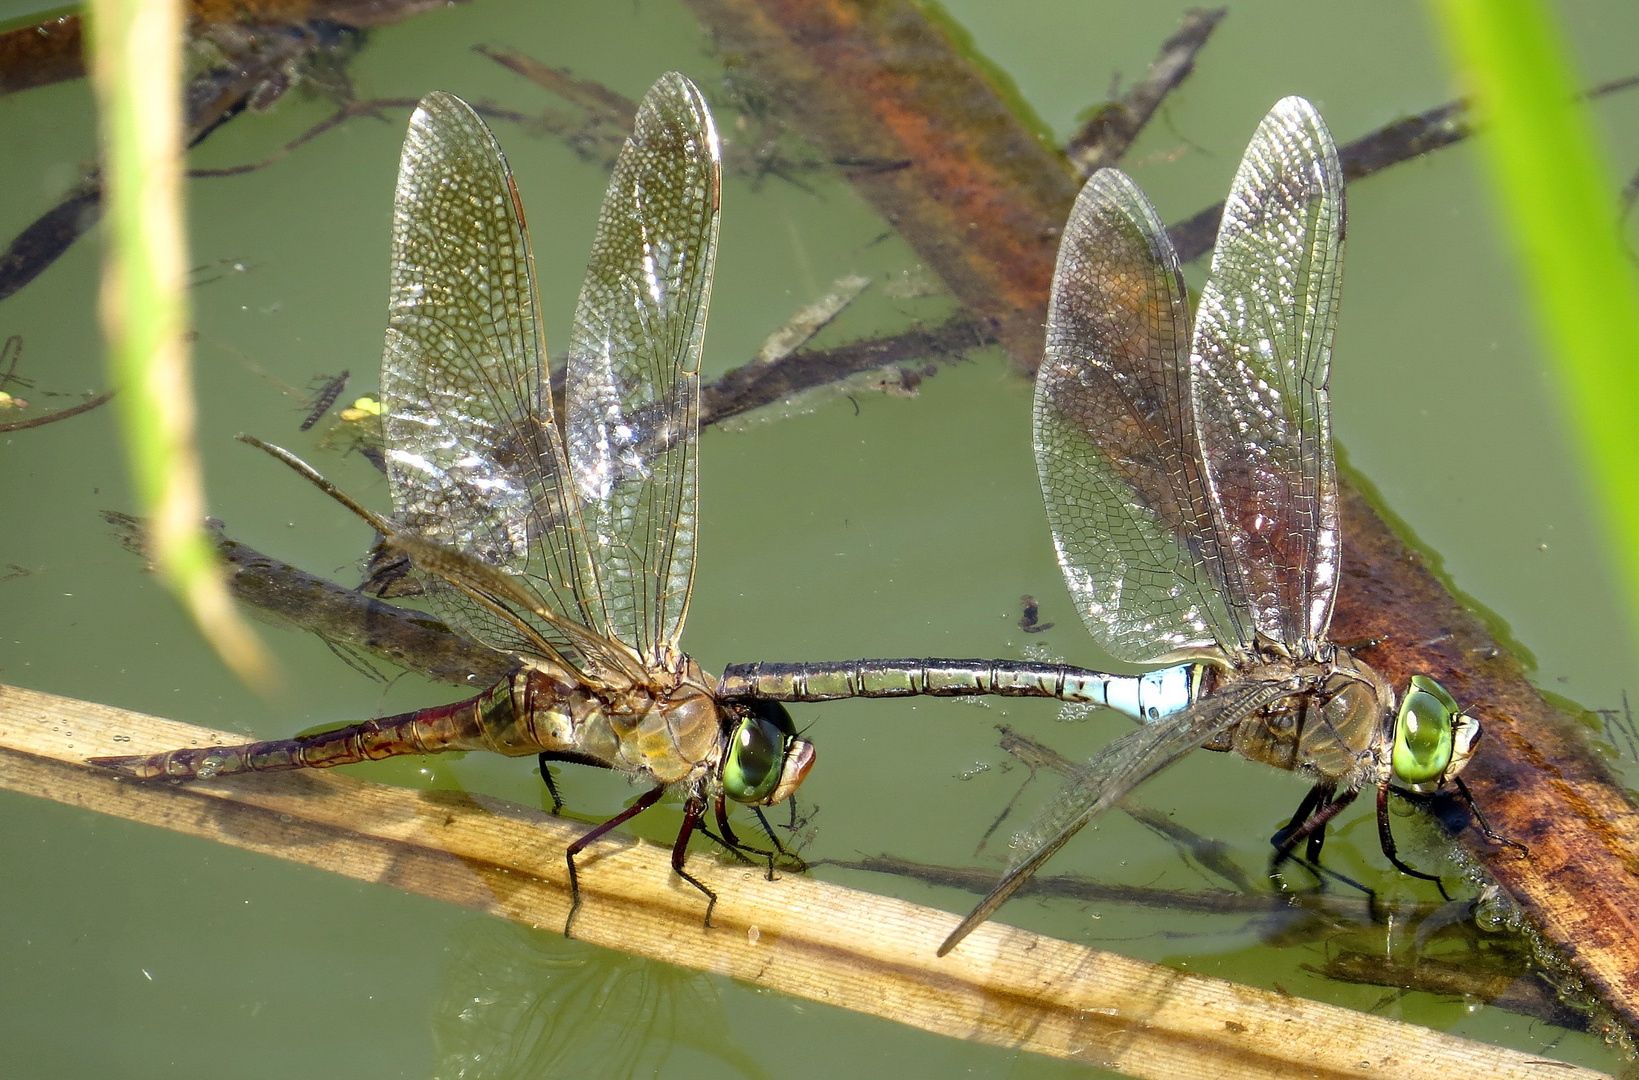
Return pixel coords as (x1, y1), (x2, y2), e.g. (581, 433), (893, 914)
(380, 91), (616, 680)
(565, 72), (721, 667)
(1190, 97), (1345, 658)
(1035, 168), (1248, 664)
(939, 677), (1295, 955)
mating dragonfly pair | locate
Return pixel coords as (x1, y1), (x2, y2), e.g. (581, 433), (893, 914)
(93, 74), (1515, 955)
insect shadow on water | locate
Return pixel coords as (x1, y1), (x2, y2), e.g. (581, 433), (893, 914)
(1018, 595), (1055, 634)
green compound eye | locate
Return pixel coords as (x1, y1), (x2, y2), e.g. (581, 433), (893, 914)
(721, 702), (794, 805)
(1392, 676), (1458, 786)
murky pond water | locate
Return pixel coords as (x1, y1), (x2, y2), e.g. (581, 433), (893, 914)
(2, 0), (1638, 1076)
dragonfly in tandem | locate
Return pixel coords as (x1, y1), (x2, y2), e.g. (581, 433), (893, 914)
(722, 97), (1521, 955)
(90, 73), (828, 926)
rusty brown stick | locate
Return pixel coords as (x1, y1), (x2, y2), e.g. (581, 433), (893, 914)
(1316, 951), (1595, 1036)
(685, 0), (1080, 371)
(102, 511), (512, 687)
(1168, 74), (1639, 263)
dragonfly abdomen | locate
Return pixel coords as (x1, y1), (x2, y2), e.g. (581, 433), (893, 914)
(88, 675), (578, 780)
(717, 659), (1200, 722)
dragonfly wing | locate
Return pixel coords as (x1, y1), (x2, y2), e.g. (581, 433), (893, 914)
(1190, 98), (1345, 656)
(381, 92), (622, 675)
(939, 677), (1292, 955)
(1036, 169), (1247, 663)
(565, 73), (720, 665)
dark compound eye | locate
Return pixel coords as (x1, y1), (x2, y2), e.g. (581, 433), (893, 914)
(749, 698), (795, 738)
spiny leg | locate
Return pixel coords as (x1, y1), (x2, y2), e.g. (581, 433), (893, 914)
(671, 795), (718, 927)
(538, 754), (565, 813)
(1304, 791), (1333, 863)
(537, 750), (616, 815)
(1272, 785), (1355, 870)
(1375, 779), (1452, 900)
(699, 797), (806, 881)
(563, 784), (666, 938)
(699, 795), (769, 873)
(1268, 785), (1381, 903)
(1271, 783), (1334, 861)
(1450, 777), (1529, 857)
(752, 806), (808, 873)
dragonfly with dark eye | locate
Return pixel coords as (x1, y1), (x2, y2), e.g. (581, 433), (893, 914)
(724, 98), (1520, 955)
(90, 73), (815, 928)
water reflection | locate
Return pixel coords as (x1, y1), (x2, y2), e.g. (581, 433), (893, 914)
(433, 921), (773, 1080)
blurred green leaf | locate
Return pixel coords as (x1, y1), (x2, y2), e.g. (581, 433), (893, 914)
(87, 0), (274, 688)
(1430, 0), (1639, 654)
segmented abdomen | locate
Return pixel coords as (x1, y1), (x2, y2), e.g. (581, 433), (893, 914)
(87, 675), (568, 780)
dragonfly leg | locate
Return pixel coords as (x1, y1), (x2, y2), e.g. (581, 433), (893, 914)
(1451, 777), (1529, 857)
(753, 806), (809, 873)
(1375, 780), (1452, 900)
(537, 750), (615, 815)
(538, 755), (564, 813)
(700, 798), (807, 880)
(1271, 784), (1356, 869)
(1270, 783), (1335, 862)
(1269, 786), (1387, 908)
(563, 784), (667, 939)
(672, 795), (718, 928)
(699, 796), (767, 872)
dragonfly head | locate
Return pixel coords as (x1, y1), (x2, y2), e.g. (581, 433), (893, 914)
(1391, 674), (1482, 793)
(720, 699), (815, 806)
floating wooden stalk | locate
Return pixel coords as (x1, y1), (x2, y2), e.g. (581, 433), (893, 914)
(0, 682), (1605, 1080)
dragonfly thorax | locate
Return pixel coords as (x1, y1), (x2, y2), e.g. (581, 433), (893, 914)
(1208, 651), (1396, 791)
(576, 659), (723, 786)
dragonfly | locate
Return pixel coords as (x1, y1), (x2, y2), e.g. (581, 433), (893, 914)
(723, 98), (1515, 955)
(91, 72), (814, 927)
(930, 96), (1530, 955)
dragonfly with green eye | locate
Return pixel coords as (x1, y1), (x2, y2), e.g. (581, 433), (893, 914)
(724, 97), (1521, 956)
(90, 73), (814, 928)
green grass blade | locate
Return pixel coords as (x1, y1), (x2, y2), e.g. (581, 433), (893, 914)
(1429, 0), (1639, 654)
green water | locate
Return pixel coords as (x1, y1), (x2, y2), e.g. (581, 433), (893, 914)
(2, 0), (1638, 1076)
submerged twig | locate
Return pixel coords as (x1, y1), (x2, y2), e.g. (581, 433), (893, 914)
(751, 273), (874, 365)
(702, 312), (988, 425)
(0, 389), (115, 433)
(102, 511), (510, 687)
(1065, 7), (1227, 176)
(1168, 73), (1639, 263)
(1316, 950), (1594, 1035)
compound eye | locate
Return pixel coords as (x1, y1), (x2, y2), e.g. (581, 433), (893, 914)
(1392, 688), (1455, 786)
(722, 713), (786, 804)
(749, 698), (796, 738)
